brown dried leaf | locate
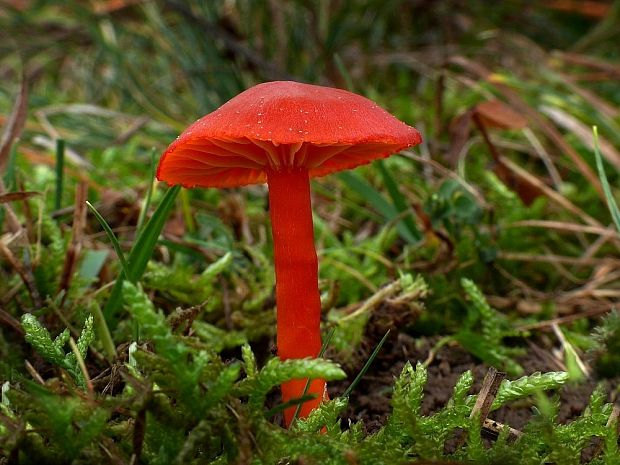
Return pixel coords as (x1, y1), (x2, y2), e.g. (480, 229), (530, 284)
(474, 100), (528, 130)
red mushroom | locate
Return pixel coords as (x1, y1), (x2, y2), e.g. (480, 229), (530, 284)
(157, 81), (421, 426)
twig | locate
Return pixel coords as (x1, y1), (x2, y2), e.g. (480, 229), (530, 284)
(455, 367), (505, 448)
(470, 367), (506, 424)
(482, 417), (522, 441)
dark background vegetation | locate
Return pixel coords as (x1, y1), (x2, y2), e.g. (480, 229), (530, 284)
(1, 1), (620, 464)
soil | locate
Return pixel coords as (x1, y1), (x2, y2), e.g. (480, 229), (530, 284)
(328, 325), (617, 436)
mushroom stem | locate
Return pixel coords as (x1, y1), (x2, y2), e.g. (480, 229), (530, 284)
(267, 168), (326, 426)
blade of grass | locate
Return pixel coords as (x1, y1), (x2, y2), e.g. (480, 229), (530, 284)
(86, 200), (130, 277)
(3, 142), (18, 190)
(136, 148), (157, 233)
(337, 171), (419, 243)
(55, 139), (65, 211)
(342, 329), (390, 398)
(333, 53), (355, 92)
(89, 301), (116, 362)
(264, 394), (318, 419)
(180, 188), (195, 233)
(593, 126), (620, 233)
(103, 184), (181, 324)
(290, 327), (336, 426)
(126, 184), (181, 282)
(376, 160), (421, 241)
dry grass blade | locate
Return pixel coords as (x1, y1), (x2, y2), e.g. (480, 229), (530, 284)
(506, 220), (617, 237)
(498, 156), (601, 228)
(59, 182), (89, 299)
(0, 305), (23, 336)
(0, 191), (40, 204)
(494, 83), (605, 199)
(402, 151), (489, 208)
(0, 239), (41, 307)
(515, 305), (614, 330)
(446, 109), (474, 164)
(555, 51), (620, 79)
(0, 73), (28, 172)
(556, 73), (619, 118)
(498, 251), (620, 267)
(540, 105), (620, 170)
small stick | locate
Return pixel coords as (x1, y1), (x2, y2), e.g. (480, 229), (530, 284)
(455, 367), (505, 448)
(470, 367), (506, 424)
(482, 418), (522, 441)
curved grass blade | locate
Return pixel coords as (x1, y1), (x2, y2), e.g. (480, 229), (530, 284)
(126, 184), (181, 282)
(86, 200), (130, 278)
(593, 126), (620, 233)
(342, 329), (390, 398)
(376, 160), (421, 241)
(136, 148), (157, 233)
(55, 139), (65, 211)
(103, 184), (181, 324)
(338, 171), (420, 244)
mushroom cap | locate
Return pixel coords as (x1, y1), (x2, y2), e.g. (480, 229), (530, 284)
(157, 81), (422, 188)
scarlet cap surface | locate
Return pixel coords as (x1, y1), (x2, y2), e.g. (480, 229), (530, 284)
(157, 81), (422, 187)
